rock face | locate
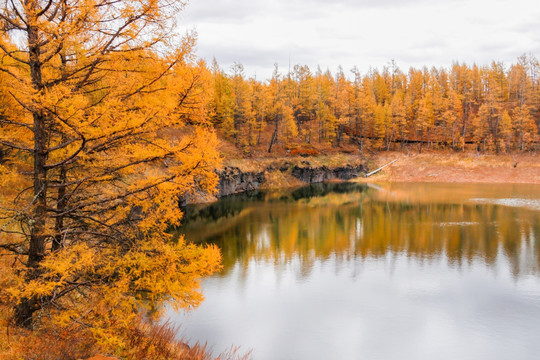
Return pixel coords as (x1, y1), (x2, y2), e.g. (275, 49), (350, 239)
(217, 167), (265, 197)
(291, 164), (365, 183)
(196, 163), (365, 201)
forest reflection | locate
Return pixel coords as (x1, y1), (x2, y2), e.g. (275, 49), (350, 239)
(177, 182), (540, 279)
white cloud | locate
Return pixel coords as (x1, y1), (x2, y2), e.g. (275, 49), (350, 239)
(178, 0), (540, 79)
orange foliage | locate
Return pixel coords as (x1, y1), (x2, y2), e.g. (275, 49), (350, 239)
(288, 147), (320, 157)
(0, 0), (222, 352)
(210, 57), (539, 153)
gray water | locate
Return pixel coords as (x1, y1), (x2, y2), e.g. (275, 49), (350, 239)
(168, 182), (540, 360)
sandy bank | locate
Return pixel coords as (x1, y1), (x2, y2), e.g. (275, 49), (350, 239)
(359, 152), (540, 184)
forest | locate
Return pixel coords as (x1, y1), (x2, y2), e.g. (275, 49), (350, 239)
(207, 57), (539, 154)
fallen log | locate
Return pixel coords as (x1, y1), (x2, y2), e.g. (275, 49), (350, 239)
(365, 159), (397, 177)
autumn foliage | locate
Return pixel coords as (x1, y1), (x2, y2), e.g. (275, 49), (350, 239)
(209, 58), (539, 154)
(0, 0), (539, 358)
(0, 0), (222, 355)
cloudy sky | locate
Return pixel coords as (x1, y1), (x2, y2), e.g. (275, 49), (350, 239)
(178, 0), (540, 79)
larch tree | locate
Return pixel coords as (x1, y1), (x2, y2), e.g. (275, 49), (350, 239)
(442, 89), (464, 149)
(373, 103), (391, 150)
(292, 65), (315, 144)
(430, 68), (446, 147)
(267, 64), (282, 152)
(195, 57), (537, 154)
(210, 58), (235, 136)
(333, 66), (351, 147)
(417, 92), (434, 152)
(358, 75), (376, 150)
(476, 63), (508, 153)
(508, 59), (537, 150)
(314, 68), (337, 144)
(0, 0), (221, 343)
(247, 78), (266, 146)
(390, 91), (407, 149)
(267, 64), (297, 152)
(450, 63), (476, 150)
(511, 104), (537, 150)
(230, 62), (253, 146)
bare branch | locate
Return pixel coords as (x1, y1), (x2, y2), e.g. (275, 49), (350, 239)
(0, 116), (33, 131)
(0, 140), (33, 152)
(0, 43), (29, 65)
(0, 66), (24, 82)
(36, 0), (54, 18)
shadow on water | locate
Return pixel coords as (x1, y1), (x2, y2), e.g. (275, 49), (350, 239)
(178, 182), (369, 223)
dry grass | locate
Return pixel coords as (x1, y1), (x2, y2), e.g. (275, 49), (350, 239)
(356, 150), (540, 184)
(0, 318), (97, 360)
(260, 170), (303, 190)
(122, 321), (251, 360)
(218, 131), (540, 185)
(224, 153), (363, 173)
(217, 132), (364, 172)
(0, 309), (251, 360)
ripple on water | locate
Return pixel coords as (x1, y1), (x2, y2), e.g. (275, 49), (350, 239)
(437, 221), (479, 227)
(470, 198), (540, 211)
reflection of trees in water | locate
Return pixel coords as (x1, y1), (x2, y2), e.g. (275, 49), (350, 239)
(179, 182), (369, 224)
(359, 202), (539, 277)
(179, 184), (540, 279)
(289, 182), (369, 200)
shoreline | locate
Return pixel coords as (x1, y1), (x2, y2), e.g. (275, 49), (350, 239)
(359, 151), (540, 184)
(222, 151), (540, 188)
(185, 151), (540, 204)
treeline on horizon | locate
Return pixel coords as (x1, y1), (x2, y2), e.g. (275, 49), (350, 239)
(204, 54), (540, 154)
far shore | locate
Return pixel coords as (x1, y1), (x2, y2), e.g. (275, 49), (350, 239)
(359, 151), (540, 184)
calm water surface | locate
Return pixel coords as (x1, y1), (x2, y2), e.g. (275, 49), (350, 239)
(168, 182), (540, 360)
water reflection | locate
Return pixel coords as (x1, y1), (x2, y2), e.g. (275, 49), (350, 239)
(177, 182), (540, 279)
(170, 182), (540, 360)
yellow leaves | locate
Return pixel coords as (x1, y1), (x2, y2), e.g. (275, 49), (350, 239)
(511, 105), (538, 148)
(0, 164), (18, 188)
(374, 103), (391, 139)
(42, 243), (96, 277)
(0, 0), (223, 350)
(7, 244), (95, 301)
(0, 250), (18, 306)
(5, 232), (221, 347)
(172, 60), (215, 126)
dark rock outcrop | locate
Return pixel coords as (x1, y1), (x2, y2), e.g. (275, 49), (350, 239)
(291, 164), (364, 183)
(217, 167), (265, 197)
(332, 165), (366, 180)
(181, 163), (366, 205)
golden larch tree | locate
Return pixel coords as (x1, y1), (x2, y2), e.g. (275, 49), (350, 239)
(0, 0), (221, 344)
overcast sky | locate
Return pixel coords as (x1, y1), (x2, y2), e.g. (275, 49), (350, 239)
(178, 0), (540, 79)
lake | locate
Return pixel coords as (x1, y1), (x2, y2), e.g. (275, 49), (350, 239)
(168, 182), (540, 360)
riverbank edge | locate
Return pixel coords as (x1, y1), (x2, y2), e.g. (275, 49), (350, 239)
(218, 162), (366, 195)
(355, 151), (540, 184)
(180, 160), (367, 205)
(182, 151), (540, 205)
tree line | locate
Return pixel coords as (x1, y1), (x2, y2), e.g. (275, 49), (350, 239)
(208, 56), (540, 154)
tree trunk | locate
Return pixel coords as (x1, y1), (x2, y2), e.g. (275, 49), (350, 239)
(29, 111), (48, 268)
(14, 297), (40, 329)
(53, 166), (68, 251)
(15, 13), (48, 328)
(267, 129), (277, 153)
(461, 102), (468, 151)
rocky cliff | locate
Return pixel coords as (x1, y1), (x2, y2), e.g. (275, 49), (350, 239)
(291, 164), (365, 183)
(215, 162), (365, 198)
(217, 167), (266, 197)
